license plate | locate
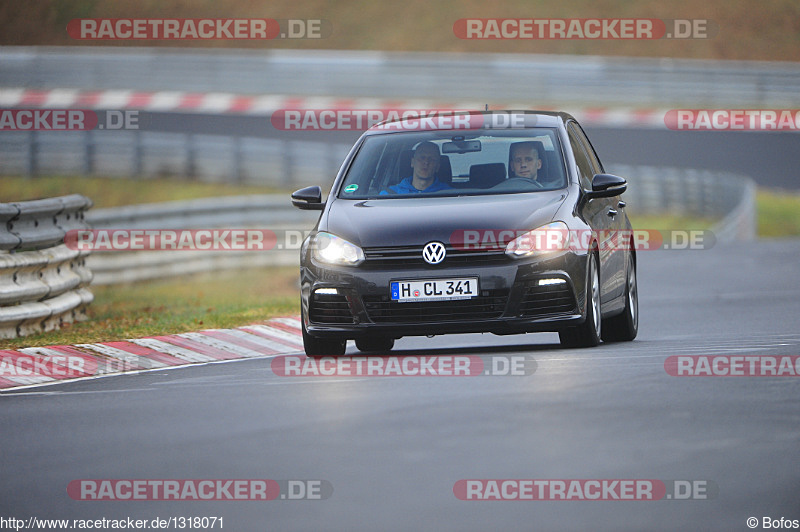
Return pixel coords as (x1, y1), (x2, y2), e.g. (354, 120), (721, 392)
(390, 278), (479, 302)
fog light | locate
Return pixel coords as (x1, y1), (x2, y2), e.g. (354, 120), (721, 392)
(315, 288), (339, 295)
(538, 278), (567, 286)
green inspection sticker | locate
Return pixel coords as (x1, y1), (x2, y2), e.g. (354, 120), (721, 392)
(344, 184), (359, 193)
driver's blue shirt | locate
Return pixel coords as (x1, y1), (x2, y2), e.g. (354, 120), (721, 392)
(381, 177), (452, 195)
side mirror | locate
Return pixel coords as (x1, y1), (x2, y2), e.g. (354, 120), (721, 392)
(586, 174), (627, 199)
(291, 186), (324, 210)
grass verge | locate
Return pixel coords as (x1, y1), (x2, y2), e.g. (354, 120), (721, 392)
(626, 213), (715, 232)
(756, 189), (800, 237)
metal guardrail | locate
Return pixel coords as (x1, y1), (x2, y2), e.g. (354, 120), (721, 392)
(607, 164), (757, 241)
(86, 166), (756, 285)
(2, 47), (799, 107)
(712, 179), (757, 242)
(87, 194), (321, 230)
(0, 130), (350, 189)
(86, 195), (319, 284)
(0, 195), (94, 338)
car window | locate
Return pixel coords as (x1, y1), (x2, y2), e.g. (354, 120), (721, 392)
(337, 128), (567, 199)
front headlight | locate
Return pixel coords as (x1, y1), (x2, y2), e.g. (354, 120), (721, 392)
(505, 221), (570, 258)
(312, 232), (365, 266)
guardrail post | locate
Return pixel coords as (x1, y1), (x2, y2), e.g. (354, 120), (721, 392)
(84, 130), (95, 175)
(282, 139), (295, 187)
(134, 129), (143, 177)
(186, 133), (196, 179)
(234, 136), (244, 184)
(27, 130), (39, 177)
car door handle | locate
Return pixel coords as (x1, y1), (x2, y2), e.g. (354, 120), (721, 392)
(617, 201), (626, 209)
(607, 209), (618, 217)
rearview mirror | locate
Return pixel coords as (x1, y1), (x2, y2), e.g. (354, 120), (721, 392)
(442, 139), (481, 154)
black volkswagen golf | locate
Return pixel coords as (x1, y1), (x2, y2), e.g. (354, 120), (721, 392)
(291, 111), (638, 356)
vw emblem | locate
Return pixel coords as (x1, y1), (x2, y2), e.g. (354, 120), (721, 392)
(422, 241), (446, 265)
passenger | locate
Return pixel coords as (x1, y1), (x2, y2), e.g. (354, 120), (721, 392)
(383, 142), (453, 194)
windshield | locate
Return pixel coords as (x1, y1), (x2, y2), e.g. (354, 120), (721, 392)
(337, 128), (567, 199)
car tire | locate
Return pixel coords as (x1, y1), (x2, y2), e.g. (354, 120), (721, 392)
(559, 253), (601, 348)
(355, 337), (395, 353)
(302, 315), (346, 358)
(602, 252), (638, 342)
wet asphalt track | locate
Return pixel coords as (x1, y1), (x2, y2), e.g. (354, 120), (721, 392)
(2, 239), (799, 531)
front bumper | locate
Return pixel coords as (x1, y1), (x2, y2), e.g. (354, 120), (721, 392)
(301, 250), (589, 339)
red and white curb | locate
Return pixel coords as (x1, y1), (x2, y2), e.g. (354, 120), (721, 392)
(0, 316), (304, 391)
(0, 88), (668, 128)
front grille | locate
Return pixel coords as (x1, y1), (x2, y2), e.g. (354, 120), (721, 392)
(309, 293), (354, 324)
(363, 290), (509, 323)
(363, 245), (508, 268)
(519, 281), (576, 318)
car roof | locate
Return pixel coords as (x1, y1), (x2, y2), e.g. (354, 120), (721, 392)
(363, 110), (574, 135)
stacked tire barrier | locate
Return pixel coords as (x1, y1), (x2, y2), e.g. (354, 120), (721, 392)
(0, 194), (94, 338)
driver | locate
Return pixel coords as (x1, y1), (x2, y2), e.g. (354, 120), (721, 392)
(509, 141), (545, 182)
(383, 142), (453, 194)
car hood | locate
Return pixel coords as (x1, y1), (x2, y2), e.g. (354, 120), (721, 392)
(323, 191), (568, 248)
